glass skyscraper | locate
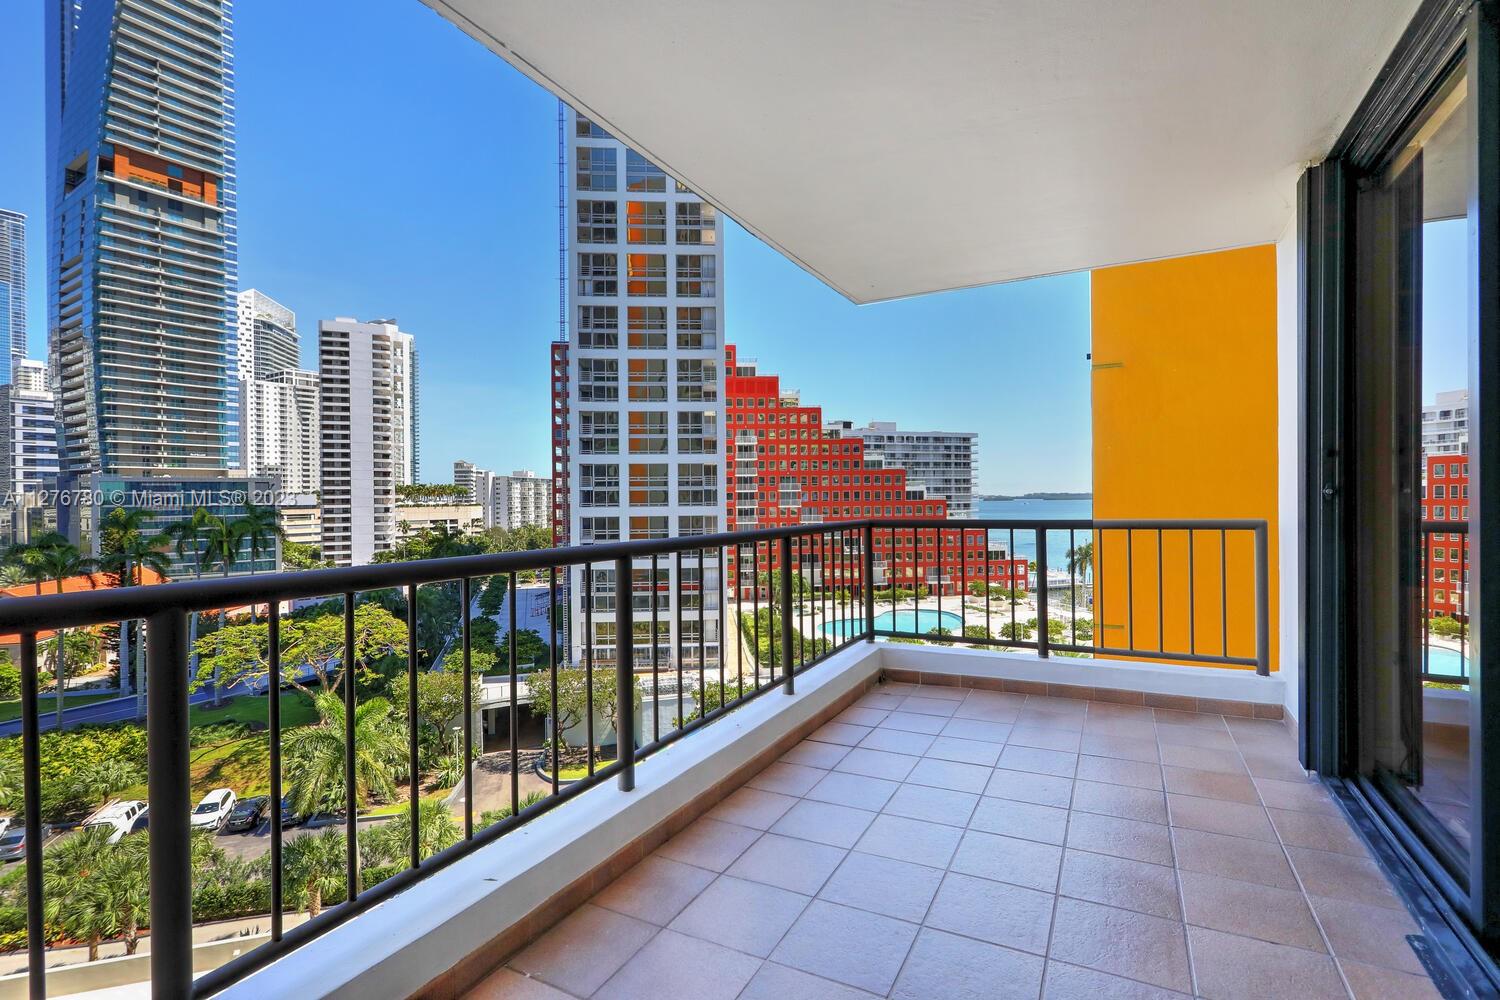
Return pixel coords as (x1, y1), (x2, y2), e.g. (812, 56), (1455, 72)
(0, 209), (24, 385)
(45, 0), (240, 482)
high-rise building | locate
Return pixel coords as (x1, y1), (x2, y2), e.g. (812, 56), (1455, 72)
(493, 470), (553, 531)
(727, 346), (1025, 595)
(454, 460), (494, 512)
(556, 108), (725, 670)
(242, 369), (319, 493)
(318, 318), (418, 566)
(1422, 453), (1470, 619)
(0, 360), (59, 543)
(826, 420), (978, 518)
(46, 0), (240, 485)
(1422, 388), (1469, 458)
(0, 210), (26, 384)
(236, 289), (299, 379)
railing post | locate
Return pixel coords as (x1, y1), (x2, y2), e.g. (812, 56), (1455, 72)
(1254, 522), (1270, 676)
(779, 534), (795, 694)
(1036, 530), (1050, 658)
(146, 608), (192, 999)
(614, 556), (636, 790)
(864, 523), (876, 641)
(19, 635), (43, 1000)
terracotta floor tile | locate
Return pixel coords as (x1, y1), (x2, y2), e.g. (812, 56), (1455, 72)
(1308, 893), (1426, 975)
(1338, 957), (1445, 1000)
(906, 756), (992, 793)
(857, 726), (936, 756)
(770, 900), (919, 995)
(924, 734), (1002, 765)
(999, 744), (1080, 778)
(1159, 743), (1247, 775)
(1153, 709), (1228, 731)
(1166, 793), (1277, 841)
(748, 761), (829, 796)
(925, 870), (1055, 953)
(1161, 766), (1259, 804)
(878, 710), (949, 735)
(1178, 870), (1325, 951)
(1170, 827), (1298, 890)
(1240, 751), (1311, 783)
(914, 683), (967, 701)
(727, 832), (847, 895)
(950, 829), (1064, 892)
(1081, 718), (1160, 743)
(655, 817), (761, 872)
(854, 691), (907, 713)
(1269, 808), (1370, 857)
(509, 903), (658, 997)
(952, 701), (1024, 725)
(1066, 811), (1174, 866)
(1187, 925), (1346, 1000)
(941, 717), (1015, 743)
(1154, 724), (1238, 751)
(854, 813), (963, 869)
(882, 781), (979, 827)
(819, 850), (943, 922)
(1071, 779), (1168, 824)
(707, 786), (799, 830)
(1015, 710), (1086, 734)
(1059, 849), (1181, 920)
(781, 739), (851, 770)
(668, 874), (810, 957)
(592, 928), (760, 1000)
(1285, 846), (1403, 910)
(1008, 724), (1084, 752)
(834, 747), (920, 782)
(1075, 755), (1164, 791)
(835, 706), (891, 728)
(1079, 732), (1162, 763)
(891, 927), (1046, 1000)
(1041, 960), (1191, 999)
(771, 799), (877, 849)
(467, 967), (574, 1000)
(591, 855), (716, 925)
(808, 721), (875, 746)
(805, 771), (901, 811)
(738, 962), (883, 1000)
(1047, 897), (1192, 993)
(899, 695), (961, 717)
(1253, 776), (1339, 814)
(969, 795), (1070, 846)
(985, 766), (1074, 808)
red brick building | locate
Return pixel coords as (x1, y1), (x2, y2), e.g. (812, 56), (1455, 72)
(725, 345), (1026, 597)
(1422, 452), (1469, 618)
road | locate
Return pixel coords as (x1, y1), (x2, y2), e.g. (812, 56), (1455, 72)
(0, 685), (238, 737)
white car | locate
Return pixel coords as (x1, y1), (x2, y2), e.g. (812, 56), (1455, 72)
(190, 788), (237, 831)
(83, 800), (146, 844)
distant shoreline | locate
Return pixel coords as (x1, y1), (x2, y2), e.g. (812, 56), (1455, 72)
(978, 492), (1092, 502)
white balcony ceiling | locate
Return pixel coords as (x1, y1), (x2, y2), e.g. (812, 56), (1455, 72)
(427, 0), (1421, 303)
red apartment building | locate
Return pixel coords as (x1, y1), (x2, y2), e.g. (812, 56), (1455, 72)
(724, 345), (1026, 597)
(1423, 452), (1469, 619)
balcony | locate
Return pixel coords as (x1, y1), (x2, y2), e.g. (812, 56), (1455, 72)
(0, 518), (1438, 998)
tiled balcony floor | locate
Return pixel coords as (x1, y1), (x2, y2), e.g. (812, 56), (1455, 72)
(469, 681), (1442, 1000)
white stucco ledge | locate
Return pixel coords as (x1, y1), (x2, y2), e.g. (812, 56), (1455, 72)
(877, 642), (1285, 706)
(212, 641), (883, 999)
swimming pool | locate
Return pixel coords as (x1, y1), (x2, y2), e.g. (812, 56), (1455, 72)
(1424, 645), (1470, 679)
(820, 609), (964, 640)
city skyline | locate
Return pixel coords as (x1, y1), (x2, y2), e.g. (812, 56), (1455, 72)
(6, 0), (1084, 494)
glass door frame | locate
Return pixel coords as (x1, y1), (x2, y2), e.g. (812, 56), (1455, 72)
(1301, 0), (1500, 971)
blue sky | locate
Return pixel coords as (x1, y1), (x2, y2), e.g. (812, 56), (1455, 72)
(6, 1), (1122, 496)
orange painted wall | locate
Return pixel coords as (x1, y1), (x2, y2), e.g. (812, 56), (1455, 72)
(1090, 245), (1279, 671)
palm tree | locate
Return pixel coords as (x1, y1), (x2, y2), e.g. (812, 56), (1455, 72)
(31, 534), (96, 729)
(1066, 540), (1094, 581)
(365, 801), (460, 867)
(105, 834), (150, 955)
(39, 826), (117, 961)
(236, 501), (285, 621)
(200, 513), (244, 706)
(282, 691), (406, 818)
(164, 508), (215, 704)
(3, 538), (49, 596)
(282, 826), (348, 917)
(97, 508), (170, 712)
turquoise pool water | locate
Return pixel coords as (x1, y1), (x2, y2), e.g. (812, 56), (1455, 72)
(1425, 646), (1470, 680)
(820, 609), (963, 640)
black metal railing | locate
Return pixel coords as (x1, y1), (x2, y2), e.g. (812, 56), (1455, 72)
(0, 516), (1271, 997)
(1420, 521), (1470, 684)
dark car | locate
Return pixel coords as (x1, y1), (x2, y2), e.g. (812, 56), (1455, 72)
(0, 824), (52, 863)
(280, 796), (307, 827)
(223, 796), (269, 833)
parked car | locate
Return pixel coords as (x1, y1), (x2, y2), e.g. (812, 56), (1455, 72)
(83, 800), (147, 844)
(0, 823), (52, 862)
(279, 796), (307, 827)
(223, 796), (269, 833)
(190, 788), (237, 831)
